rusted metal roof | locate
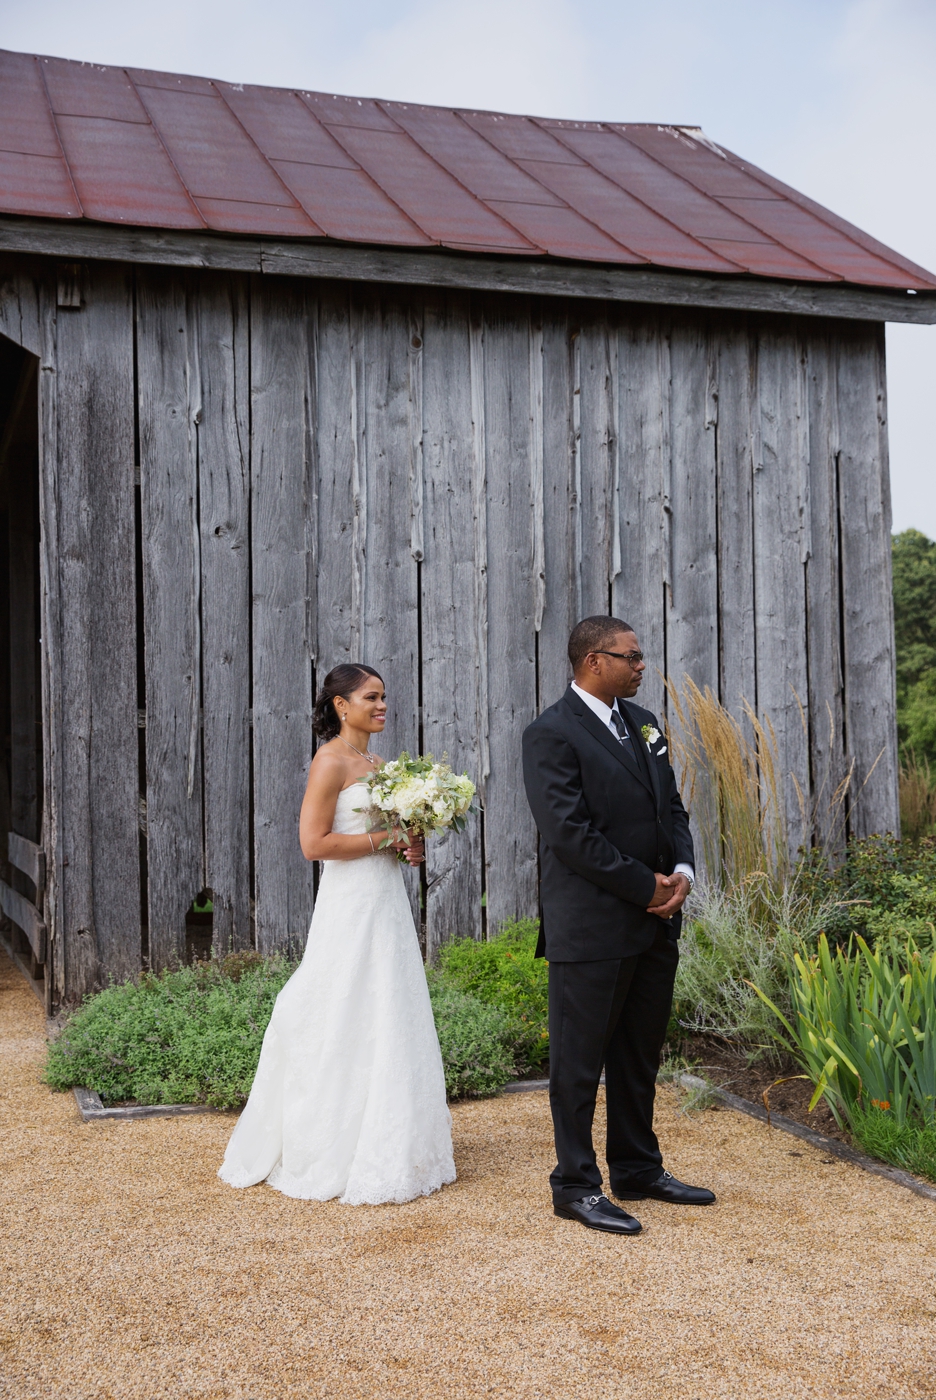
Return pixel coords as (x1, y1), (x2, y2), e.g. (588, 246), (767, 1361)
(2, 47), (934, 290)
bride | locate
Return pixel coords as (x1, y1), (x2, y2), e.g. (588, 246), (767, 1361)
(218, 663), (456, 1204)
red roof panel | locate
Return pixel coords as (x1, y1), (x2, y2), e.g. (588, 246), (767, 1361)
(194, 196), (319, 237)
(385, 104), (565, 206)
(43, 56), (149, 123)
(0, 149), (80, 219)
(0, 52), (66, 158)
(269, 160), (431, 246)
(483, 200), (641, 262)
(220, 84), (357, 167)
(325, 124), (536, 252)
(131, 84), (305, 210)
(509, 159), (741, 273)
(460, 110), (585, 165)
(0, 49), (933, 292)
(301, 92), (400, 133)
(55, 114), (203, 227)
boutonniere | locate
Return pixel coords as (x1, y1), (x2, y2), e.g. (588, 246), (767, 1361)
(641, 724), (666, 755)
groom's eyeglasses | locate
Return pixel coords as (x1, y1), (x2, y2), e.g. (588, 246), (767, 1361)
(593, 650), (644, 666)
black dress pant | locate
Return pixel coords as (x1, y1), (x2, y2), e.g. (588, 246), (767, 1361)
(548, 925), (679, 1205)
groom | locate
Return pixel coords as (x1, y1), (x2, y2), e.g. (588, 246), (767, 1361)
(522, 616), (715, 1235)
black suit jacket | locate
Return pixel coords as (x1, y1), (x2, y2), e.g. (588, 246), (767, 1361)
(522, 687), (694, 962)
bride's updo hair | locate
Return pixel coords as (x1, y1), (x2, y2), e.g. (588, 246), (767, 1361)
(313, 664), (384, 742)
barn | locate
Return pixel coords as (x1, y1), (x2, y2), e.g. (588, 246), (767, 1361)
(1, 48), (934, 1009)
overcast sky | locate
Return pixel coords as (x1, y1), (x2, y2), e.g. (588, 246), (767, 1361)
(3, 0), (934, 536)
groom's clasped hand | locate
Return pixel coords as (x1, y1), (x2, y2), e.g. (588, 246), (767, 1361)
(523, 616), (716, 1236)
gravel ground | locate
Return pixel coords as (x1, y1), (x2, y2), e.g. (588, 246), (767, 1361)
(2, 947), (935, 1400)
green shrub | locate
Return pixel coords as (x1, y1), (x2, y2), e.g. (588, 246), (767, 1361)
(45, 949), (522, 1107)
(426, 979), (519, 1098)
(674, 879), (831, 1050)
(809, 835), (936, 945)
(45, 953), (296, 1109)
(435, 918), (549, 1071)
(848, 1102), (936, 1184)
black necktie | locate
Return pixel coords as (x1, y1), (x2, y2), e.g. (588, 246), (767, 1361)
(610, 708), (631, 746)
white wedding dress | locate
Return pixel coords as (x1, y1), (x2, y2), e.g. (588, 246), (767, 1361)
(218, 782), (455, 1204)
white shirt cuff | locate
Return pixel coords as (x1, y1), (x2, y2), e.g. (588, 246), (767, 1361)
(674, 863), (695, 884)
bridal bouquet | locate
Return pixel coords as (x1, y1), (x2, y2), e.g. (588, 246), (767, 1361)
(361, 752), (476, 855)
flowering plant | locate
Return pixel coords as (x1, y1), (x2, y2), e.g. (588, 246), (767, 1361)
(360, 752), (476, 857)
(641, 724), (661, 748)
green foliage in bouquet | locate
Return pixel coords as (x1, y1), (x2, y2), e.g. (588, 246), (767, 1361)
(362, 751), (476, 855)
(434, 918), (549, 1073)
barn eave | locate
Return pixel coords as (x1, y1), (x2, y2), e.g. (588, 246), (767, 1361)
(1, 214), (934, 326)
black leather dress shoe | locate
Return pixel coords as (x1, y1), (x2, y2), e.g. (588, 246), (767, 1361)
(554, 1193), (642, 1234)
(614, 1170), (716, 1205)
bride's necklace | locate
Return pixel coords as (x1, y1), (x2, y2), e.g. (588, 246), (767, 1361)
(340, 735), (378, 767)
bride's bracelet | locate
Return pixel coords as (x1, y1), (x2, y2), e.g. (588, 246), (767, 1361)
(367, 833), (375, 853)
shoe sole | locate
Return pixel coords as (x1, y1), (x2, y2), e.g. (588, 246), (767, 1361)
(614, 1191), (715, 1205)
(553, 1206), (642, 1235)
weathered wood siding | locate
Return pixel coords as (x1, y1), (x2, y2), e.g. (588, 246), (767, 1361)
(0, 258), (901, 996)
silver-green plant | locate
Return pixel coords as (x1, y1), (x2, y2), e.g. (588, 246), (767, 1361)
(674, 877), (833, 1050)
(751, 933), (936, 1129)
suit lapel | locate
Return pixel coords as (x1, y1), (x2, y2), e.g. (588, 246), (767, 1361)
(564, 689), (655, 797)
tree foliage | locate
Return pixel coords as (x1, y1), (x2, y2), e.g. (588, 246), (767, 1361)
(892, 529), (936, 760)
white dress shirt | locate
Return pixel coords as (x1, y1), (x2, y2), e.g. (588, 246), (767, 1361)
(570, 682), (694, 886)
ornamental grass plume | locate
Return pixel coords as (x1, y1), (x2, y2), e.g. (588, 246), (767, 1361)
(664, 677), (788, 896)
(899, 749), (936, 842)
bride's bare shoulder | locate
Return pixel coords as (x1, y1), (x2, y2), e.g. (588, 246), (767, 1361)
(306, 743), (349, 790)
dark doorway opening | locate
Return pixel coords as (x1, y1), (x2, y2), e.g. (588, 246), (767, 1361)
(0, 334), (45, 1005)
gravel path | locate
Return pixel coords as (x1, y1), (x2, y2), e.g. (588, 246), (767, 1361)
(2, 947), (935, 1400)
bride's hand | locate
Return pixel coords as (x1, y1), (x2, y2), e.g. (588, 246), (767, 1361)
(390, 827), (425, 866)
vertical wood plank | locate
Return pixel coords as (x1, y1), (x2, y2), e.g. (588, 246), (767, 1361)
(752, 324), (811, 854)
(836, 322), (900, 837)
(714, 317), (757, 718)
(666, 316), (719, 698)
(314, 287), (355, 672)
(804, 326), (848, 852)
(50, 267), (140, 997)
(576, 312), (616, 617)
(251, 276), (316, 955)
(354, 290), (422, 921)
(137, 269), (205, 968)
(354, 290), (420, 759)
(616, 312), (669, 718)
(536, 307), (577, 709)
(421, 291), (483, 955)
(37, 277), (65, 1002)
(196, 273), (251, 953)
(480, 295), (538, 928)
(7, 359), (40, 843)
(0, 264), (42, 358)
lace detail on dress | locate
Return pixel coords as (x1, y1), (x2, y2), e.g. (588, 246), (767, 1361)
(218, 783), (455, 1205)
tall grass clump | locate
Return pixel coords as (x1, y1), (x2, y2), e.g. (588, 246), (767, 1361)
(665, 677), (788, 898)
(899, 749), (936, 842)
